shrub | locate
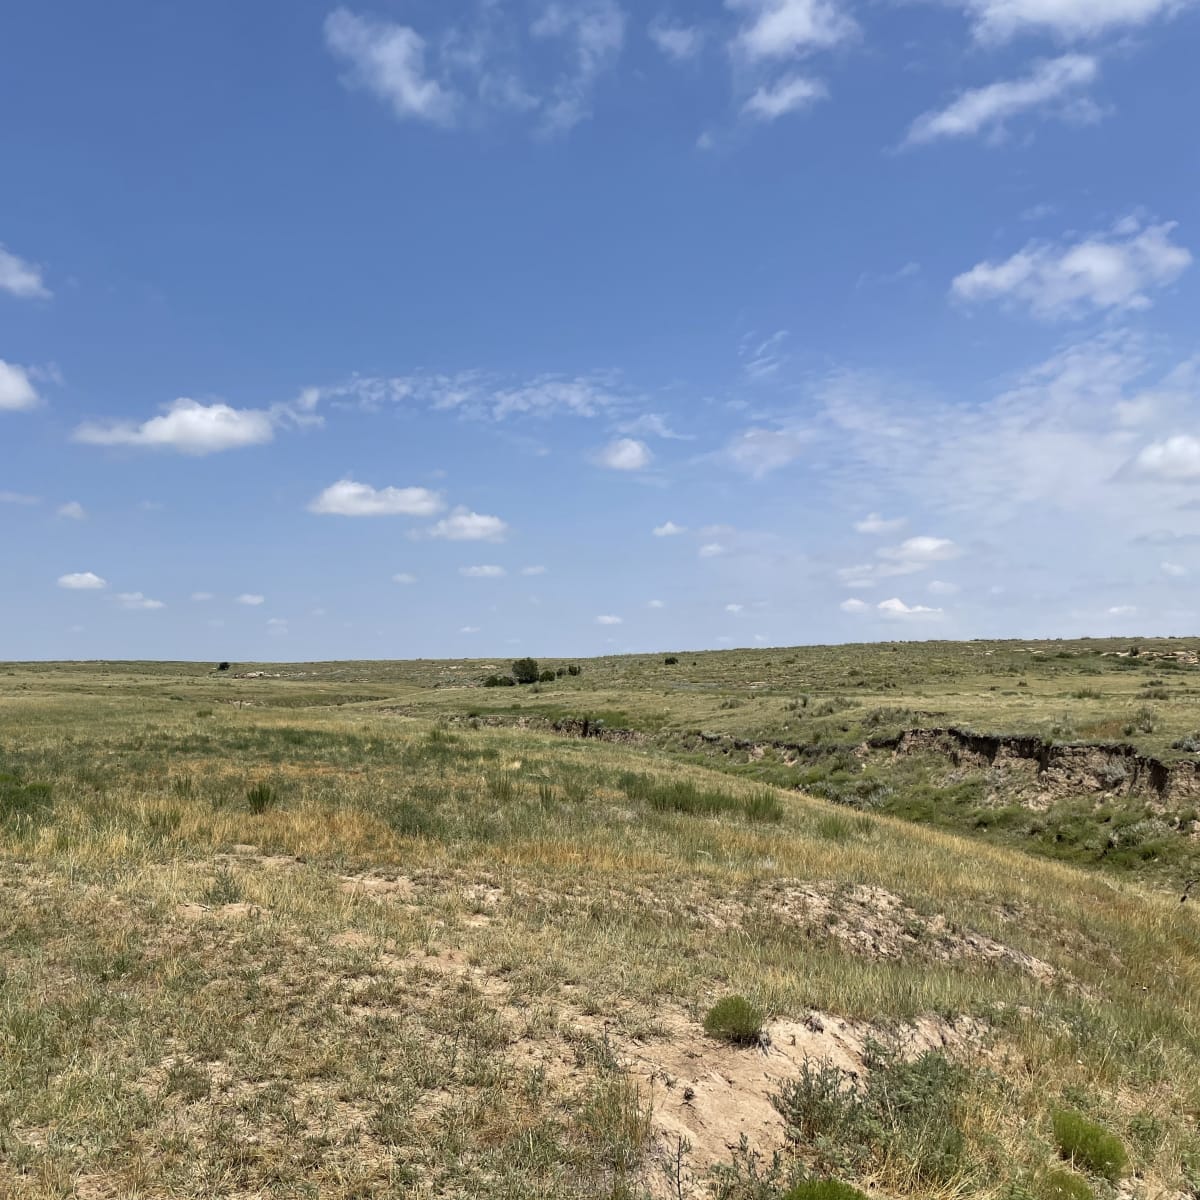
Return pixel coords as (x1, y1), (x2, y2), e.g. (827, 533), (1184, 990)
(483, 674), (516, 688)
(539, 670), (556, 683)
(703, 995), (764, 1045)
(1051, 1110), (1129, 1181)
(1172, 734), (1200, 752)
(512, 657), (540, 685)
(773, 1043), (968, 1186)
(567, 664), (582, 676)
(1124, 706), (1158, 736)
(1071, 687), (1102, 700)
(1039, 1168), (1095, 1200)
(783, 1182), (868, 1200)
(245, 782), (279, 814)
(664, 656), (679, 665)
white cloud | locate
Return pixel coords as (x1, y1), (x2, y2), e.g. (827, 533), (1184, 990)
(56, 501), (86, 520)
(596, 614), (623, 625)
(0, 491), (39, 505)
(725, 603), (745, 613)
(699, 542), (727, 558)
(840, 597), (869, 613)
(191, 592), (214, 601)
(649, 19), (705, 60)
(854, 512), (906, 534)
(460, 564), (506, 578)
(0, 244), (50, 300)
(905, 54), (1099, 147)
(878, 536), (961, 570)
(653, 520), (686, 536)
(429, 508), (509, 542)
(1162, 561), (1188, 577)
(1132, 435), (1200, 481)
(953, 0), (1193, 43)
(392, 573), (417, 585)
(878, 597), (943, 618)
(324, 8), (457, 126)
(531, 1), (626, 135)
(648, 599), (666, 608)
(952, 219), (1192, 321)
(740, 330), (790, 379)
(0, 360), (40, 411)
(521, 565), (548, 576)
(74, 399), (275, 454)
(117, 592), (165, 611)
(1107, 604), (1137, 616)
(237, 594), (266, 606)
(728, 0), (857, 60)
(928, 579), (961, 595)
(460, 625), (481, 634)
(58, 572), (107, 590)
(594, 437), (652, 471)
(723, 427), (811, 477)
(309, 479), (444, 517)
(743, 74), (827, 120)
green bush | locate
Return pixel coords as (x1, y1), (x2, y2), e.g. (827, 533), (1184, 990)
(539, 670), (556, 683)
(567, 664), (582, 676)
(1038, 1168), (1095, 1200)
(783, 1182), (868, 1200)
(773, 1042), (968, 1186)
(512, 658), (540, 685)
(664, 656), (679, 665)
(703, 995), (764, 1045)
(483, 674), (516, 688)
(245, 782), (279, 814)
(1052, 1110), (1128, 1181)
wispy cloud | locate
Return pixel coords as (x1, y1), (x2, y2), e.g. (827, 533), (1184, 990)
(0, 243), (51, 300)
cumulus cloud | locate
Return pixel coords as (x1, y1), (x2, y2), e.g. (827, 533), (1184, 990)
(595, 614), (623, 624)
(877, 597), (943, 618)
(58, 572), (107, 590)
(951, 219), (1192, 320)
(743, 74), (827, 120)
(56, 501), (86, 520)
(237, 594), (266, 606)
(324, 8), (457, 126)
(74, 399), (275, 454)
(0, 243), (50, 299)
(855, 512), (906, 534)
(840, 597), (869, 613)
(117, 592), (165, 611)
(1131, 435), (1200, 481)
(653, 520), (686, 536)
(649, 19), (705, 60)
(594, 437), (652, 470)
(460, 564), (506, 578)
(728, 0), (857, 60)
(309, 479), (445, 517)
(905, 55), (1099, 147)
(0, 360), (40, 411)
(429, 507), (509, 542)
(723, 427), (811, 477)
(951, 0), (1193, 43)
(878, 536), (961, 571)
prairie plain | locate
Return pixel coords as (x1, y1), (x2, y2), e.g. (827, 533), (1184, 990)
(2, 639), (1199, 1200)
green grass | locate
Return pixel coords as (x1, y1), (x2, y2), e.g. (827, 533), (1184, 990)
(703, 995), (765, 1045)
(1052, 1110), (1130, 1181)
(1038, 1168), (1095, 1200)
(783, 1182), (869, 1200)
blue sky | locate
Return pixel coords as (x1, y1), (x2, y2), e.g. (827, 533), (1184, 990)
(3, 0), (1199, 660)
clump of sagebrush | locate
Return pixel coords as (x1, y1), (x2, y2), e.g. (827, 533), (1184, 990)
(703, 995), (764, 1046)
(1051, 1110), (1129, 1182)
(773, 1041), (969, 1187)
(1125, 705), (1158, 736)
(783, 1181), (868, 1200)
(1038, 1168), (1095, 1200)
(245, 782), (279, 814)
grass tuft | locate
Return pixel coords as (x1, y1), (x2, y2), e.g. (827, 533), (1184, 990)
(703, 995), (764, 1045)
(245, 781), (279, 814)
(1051, 1110), (1129, 1181)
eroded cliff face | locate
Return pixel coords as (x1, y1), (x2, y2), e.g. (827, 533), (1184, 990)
(884, 727), (1200, 808)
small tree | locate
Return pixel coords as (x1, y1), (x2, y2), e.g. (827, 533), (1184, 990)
(512, 658), (540, 685)
(567, 664), (582, 677)
(539, 669), (556, 683)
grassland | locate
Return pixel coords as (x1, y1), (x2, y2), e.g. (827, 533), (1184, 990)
(1, 641), (1198, 1199)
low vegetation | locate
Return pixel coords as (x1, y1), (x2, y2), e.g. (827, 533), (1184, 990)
(0, 643), (1198, 1198)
